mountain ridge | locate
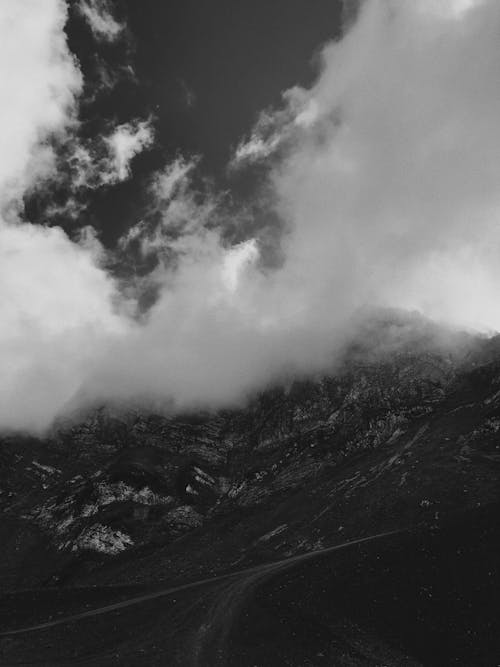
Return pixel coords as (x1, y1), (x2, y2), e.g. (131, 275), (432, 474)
(0, 317), (498, 586)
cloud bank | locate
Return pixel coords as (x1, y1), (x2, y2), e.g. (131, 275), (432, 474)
(240, 0), (500, 332)
(1, 0), (500, 432)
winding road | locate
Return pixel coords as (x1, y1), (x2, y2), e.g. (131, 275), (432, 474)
(0, 528), (402, 638)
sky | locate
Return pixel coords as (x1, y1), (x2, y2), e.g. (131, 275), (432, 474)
(27, 0), (346, 245)
(1, 0), (500, 433)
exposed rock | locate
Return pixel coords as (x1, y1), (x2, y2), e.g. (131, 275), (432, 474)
(0, 323), (498, 591)
(73, 524), (134, 555)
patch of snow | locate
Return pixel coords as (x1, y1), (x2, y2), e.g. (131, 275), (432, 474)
(193, 467), (215, 486)
(81, 504), (98, 517)
(32, 460), (61, 475)
(227, 481), (246, 498)
(485, 417), (500, 432)
(96, 482), (170, 507)
(56, 515), (75, 534)
(258, 524), (288, 542)
(74, 524), (133, 555)
(484, 389), (500, 406)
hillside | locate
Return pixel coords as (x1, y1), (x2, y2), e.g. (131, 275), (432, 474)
(0, 318), (499, 664)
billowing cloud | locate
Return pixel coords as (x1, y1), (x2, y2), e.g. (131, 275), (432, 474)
(265, 0), (500, 330)
(0, 223), (124, 432)
(2, 0), (500, 433)
(0, 0), (81, 207)
(0, 1), (124, 431)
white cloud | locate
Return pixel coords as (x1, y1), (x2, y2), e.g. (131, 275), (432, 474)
(254, 0), (500, 333)
(0, 0), (123, 431)
(77, 0), (124, 42)
(231, 108), (291, 169)
(418, 0), (482, 20)
(104, 120), (154, 182)
(233, 132), (281, 167)
(120, 157), (218, 258)
(0, 0), (81, 207)
(44, 118), (155, 220)
(0, 223), (125, 432)
(221, 240), (259, 293)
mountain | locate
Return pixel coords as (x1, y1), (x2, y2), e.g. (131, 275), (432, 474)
(0, 316), (498, 665)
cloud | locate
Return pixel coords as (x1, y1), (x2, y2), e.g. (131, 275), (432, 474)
(2, 0), (500, 433)
(104, 120), (154, 182)
(119, 157), (219, 259)
(232, 0), (500, 327)
(179, 79), (197, 110)
(264, 0), (500, 331)
(77, 0), (124, 42)
(0, 223), (125, 432)
(34, 118), (154, 221)
(103, 0), (500, 413)
(63, 118), (154, 191)
(231, 108), (292, 169)
(0, 0), (81, 207)
(0, 0), (125, 432)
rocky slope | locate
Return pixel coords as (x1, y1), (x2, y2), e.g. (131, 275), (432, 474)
(0, 317), (499, 664)
(0, 316), (498, 594)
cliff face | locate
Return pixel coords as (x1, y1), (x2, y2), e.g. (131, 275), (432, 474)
(0, 323), (499, 591)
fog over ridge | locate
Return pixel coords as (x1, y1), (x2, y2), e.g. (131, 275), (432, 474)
(0, 0), (499, 433)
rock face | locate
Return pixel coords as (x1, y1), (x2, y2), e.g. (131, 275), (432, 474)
(0, 319), (499, 590)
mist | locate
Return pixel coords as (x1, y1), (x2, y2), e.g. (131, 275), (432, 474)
(1, 0), (499, 433)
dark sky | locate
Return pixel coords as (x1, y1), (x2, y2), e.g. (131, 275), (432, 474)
(31, 1), (345, 245)
(125, 1), (344, 166)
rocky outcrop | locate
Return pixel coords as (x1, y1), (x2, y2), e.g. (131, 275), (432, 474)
(0, 323), (499, 588)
